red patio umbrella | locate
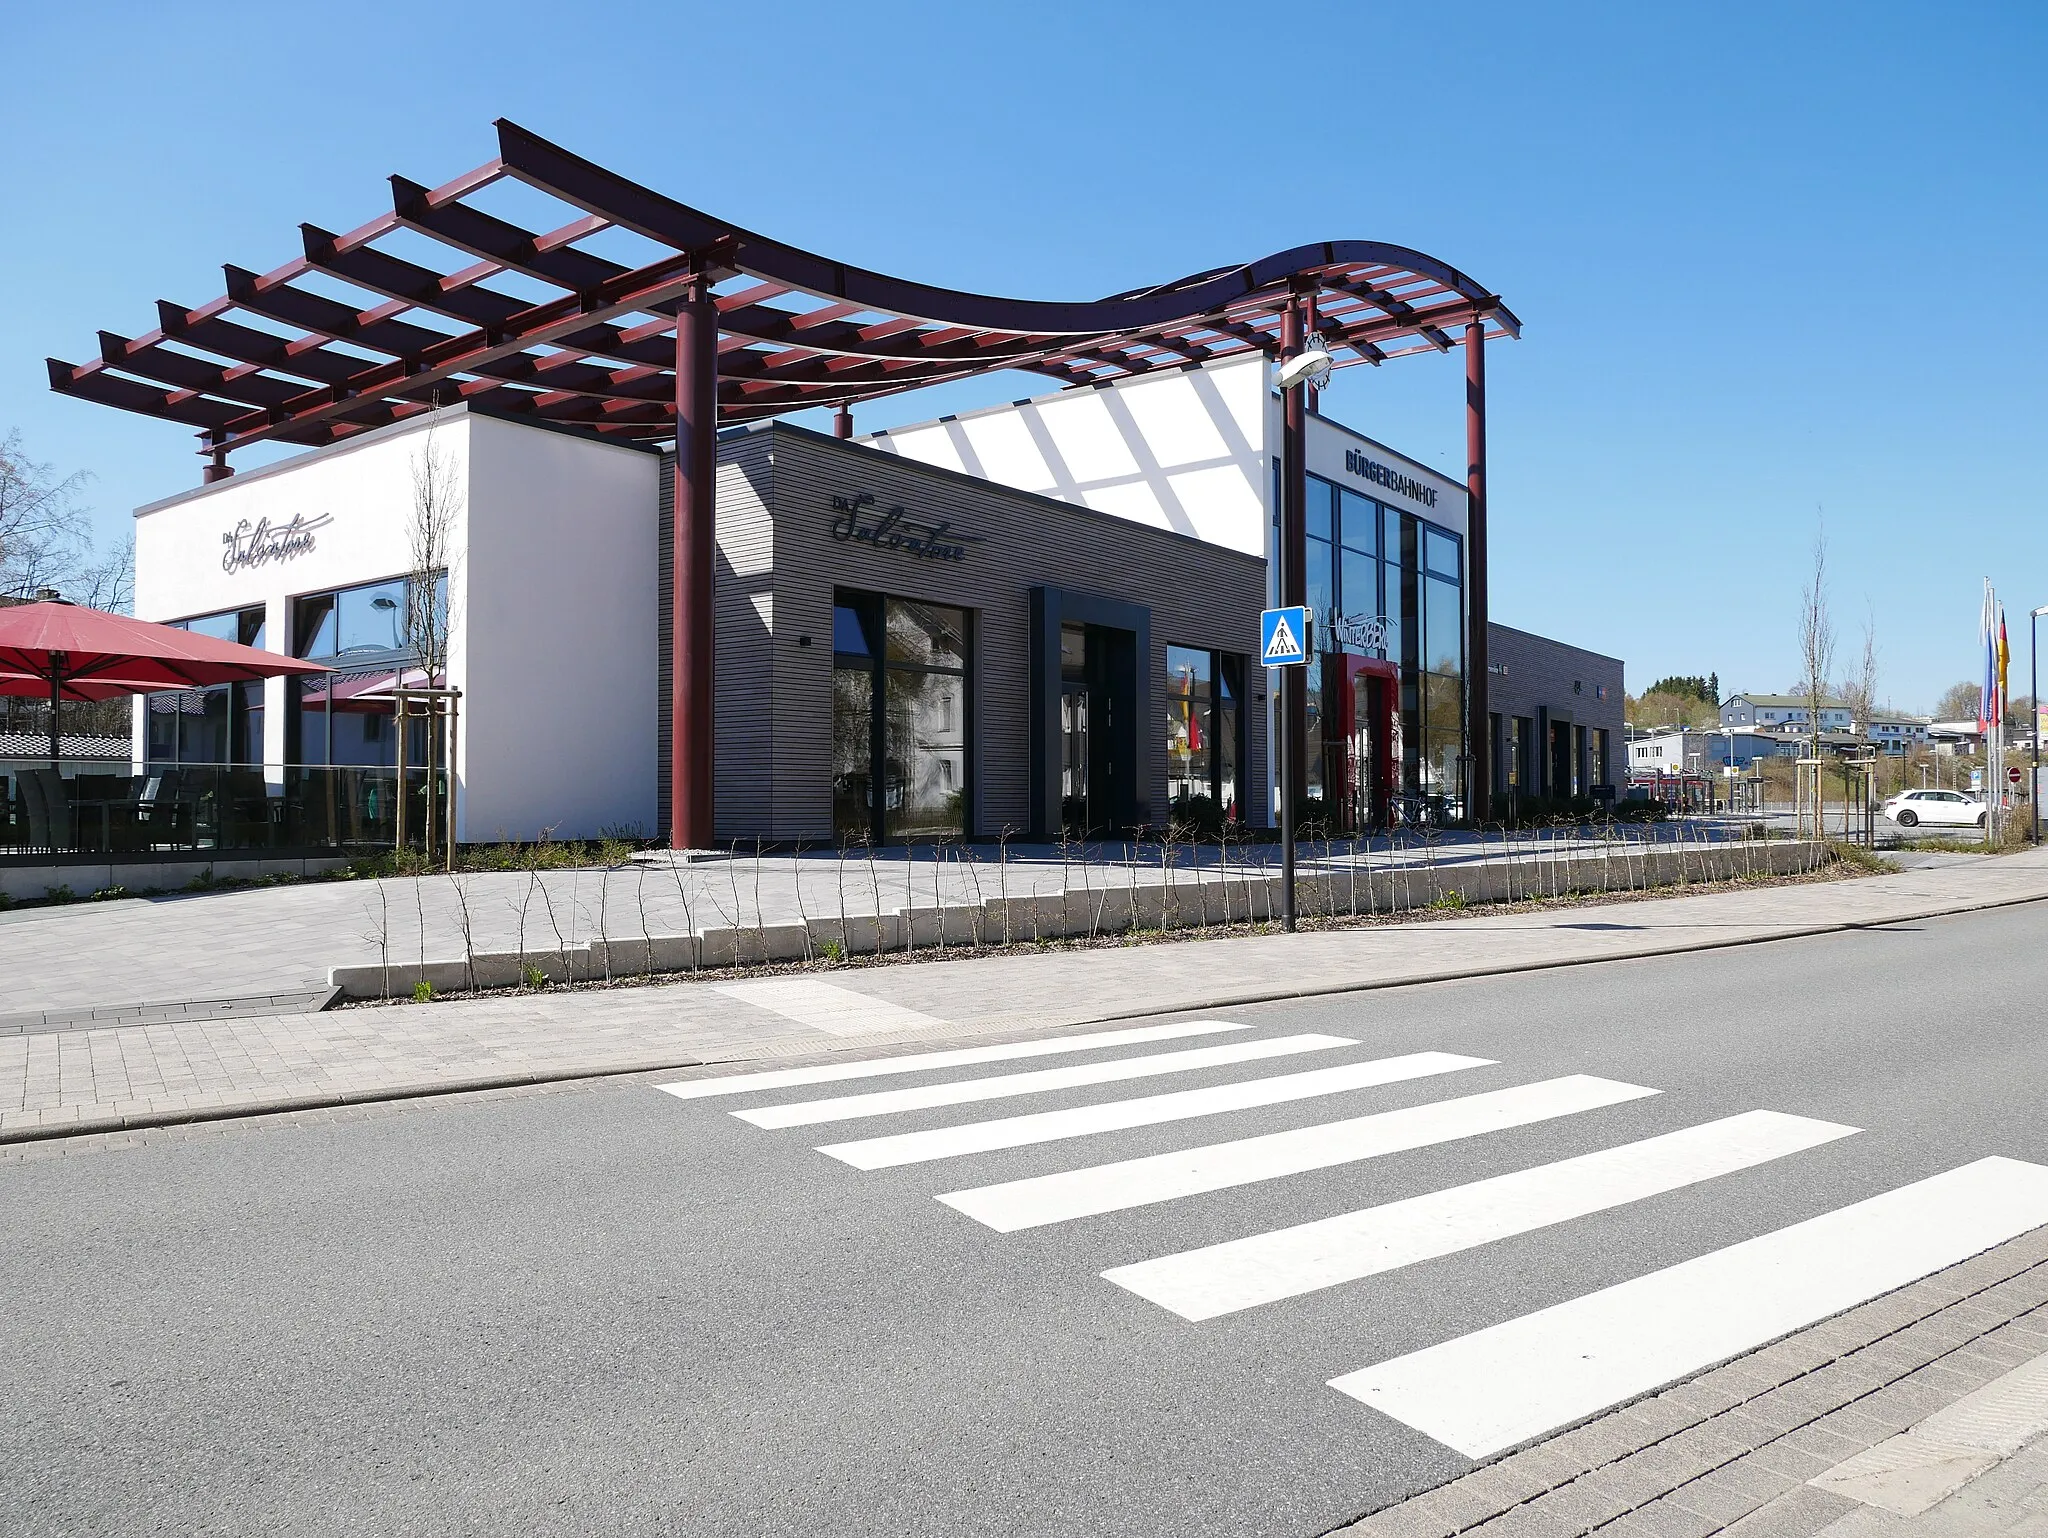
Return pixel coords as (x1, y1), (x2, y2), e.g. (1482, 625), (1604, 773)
(0, 600), (329, 764)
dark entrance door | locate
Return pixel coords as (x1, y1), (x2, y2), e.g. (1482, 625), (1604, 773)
(1549, 717), (1574, 798)
(1059, 621), (1134, 839)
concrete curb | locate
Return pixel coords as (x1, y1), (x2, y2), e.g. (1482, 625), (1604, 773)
(1091, 886), (2048, 1021)
(8, 871), (2046, 1149)
(0, 1055), (717, 1146)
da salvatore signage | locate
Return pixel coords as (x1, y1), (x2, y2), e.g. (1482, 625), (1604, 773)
(221, 512), (333, 574)
(828, 492), (984, 563)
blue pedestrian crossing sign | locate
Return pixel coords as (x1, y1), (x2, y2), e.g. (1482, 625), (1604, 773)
(1260, 606), (1310, 667)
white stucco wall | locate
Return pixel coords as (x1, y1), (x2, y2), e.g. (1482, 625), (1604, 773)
(864, 353), (1272, 555)
(460, 414), (659, 842)
(131, 408), (661, 843)
(133, 412), (475, 775)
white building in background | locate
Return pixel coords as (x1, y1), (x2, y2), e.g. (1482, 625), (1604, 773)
(1864, 711), (1930, 753)
(1719, 693), (1854, 732)
(1628, 730), (1705, 775)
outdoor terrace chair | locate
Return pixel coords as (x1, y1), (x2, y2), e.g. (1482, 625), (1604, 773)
(22, 768), (75, 854)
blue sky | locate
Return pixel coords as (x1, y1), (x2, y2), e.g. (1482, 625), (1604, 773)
(2, 2), (2041, 712)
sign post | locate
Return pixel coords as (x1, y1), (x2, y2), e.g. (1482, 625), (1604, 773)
(1262, 605), (1310, 931)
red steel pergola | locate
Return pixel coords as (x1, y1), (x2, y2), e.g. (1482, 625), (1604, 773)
(48, 119), (1518, 851)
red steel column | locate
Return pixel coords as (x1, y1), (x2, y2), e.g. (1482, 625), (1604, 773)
(833, 403), (853, 439)
(1280, 301), (1308, 810)
(1278, 298), (1309, 931)
(1464, 321), (1490, 818)
(672, 275), (718, 850)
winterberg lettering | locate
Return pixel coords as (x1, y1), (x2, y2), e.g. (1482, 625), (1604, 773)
(829, 492), (985, 563)
(220, 513), (333, 574)
(1343, 448), (1439, 509)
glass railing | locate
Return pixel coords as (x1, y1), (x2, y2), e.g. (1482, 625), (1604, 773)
(0, 757), (450, 858)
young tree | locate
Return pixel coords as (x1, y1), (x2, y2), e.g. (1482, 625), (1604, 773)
(1934, 680), (1980, 723)
(1797, 524), (1837, 759)
(72, 537), (134, 615)
(406, 430), (461, 860)
(0, 430), (93, 599)
(1839, 607), (1878, 731)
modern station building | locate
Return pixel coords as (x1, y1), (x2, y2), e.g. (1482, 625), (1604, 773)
(46, 120), (1621, 848)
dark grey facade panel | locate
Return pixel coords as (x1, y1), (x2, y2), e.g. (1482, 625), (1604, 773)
(1486, 621), (1626, 796)
(672, 424), (1266, 842)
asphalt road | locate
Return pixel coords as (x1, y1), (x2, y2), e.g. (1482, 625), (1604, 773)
(5, 900), (2048, 1538)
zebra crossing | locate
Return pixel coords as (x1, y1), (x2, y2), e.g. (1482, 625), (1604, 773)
(653, 1020), (2048, 1460)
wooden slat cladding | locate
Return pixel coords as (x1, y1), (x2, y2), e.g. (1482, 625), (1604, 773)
(666, 423), (1265, 842)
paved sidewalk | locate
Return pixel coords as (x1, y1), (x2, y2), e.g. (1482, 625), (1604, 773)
(3, 847), (2045, 1143)
(0, 826), (1773, 1017)
(1336, 1224), (2048, 1538)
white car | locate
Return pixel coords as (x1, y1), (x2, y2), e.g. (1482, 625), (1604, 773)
(1882, 789), (1988, 828)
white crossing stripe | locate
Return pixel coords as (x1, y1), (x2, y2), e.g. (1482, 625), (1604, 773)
(1330, 1156), (2048, 1459)
(817, 1052), (1494, 1170)
(1103, 1110), (1859, 1320)
(734, 1035), (1359, 1129)
(653, 1019), (1250, 1102)
(938, 1075), (1659, 1233)
(709, 977), (952, 1037)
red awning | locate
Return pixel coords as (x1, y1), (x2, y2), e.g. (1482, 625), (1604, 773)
(0, 601), (330, 701)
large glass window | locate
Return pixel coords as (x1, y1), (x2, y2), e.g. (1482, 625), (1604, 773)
(832, 589), (970, 844)
(1422, 570), (1464, 677)
(287, 572), (444, 771)
(145, 605), (268, 767)
(1165, 644), (1245, 832)
(1166, 646), (1212, 813)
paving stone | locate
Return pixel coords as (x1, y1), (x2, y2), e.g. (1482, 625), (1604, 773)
(1719, 1487), (1862, 1538)
(1744, 1441), (1838, 1483)
(1783, 1425), (1874, 1463)
(1516, 1481), (1632, 1534)
(1627, 1397), (1713, 1441)
(1576, 1451), (1693, 1510)
(1660, 1380), (1751, 1420)
(1624, 1492), (1725, 1538)
(1481, 1451), (1577, 1504)
(1668, 1469), (1778, 1526)
(1546, 1417), (1651, 1470)
(1491, 1443), (1598, 1496)
(1716, 1455), (1800, 1504)
(1656, 1424), (1752, 1480)
(1712, 1408), (1797, 1447)
(1734, 1396), (1827, 1438)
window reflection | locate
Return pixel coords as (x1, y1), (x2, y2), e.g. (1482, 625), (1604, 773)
(286, 572), (445, 772)
(1165, 644), (1244, 833)
(833, 588), (970, 844)
(145, 605), (268, 768)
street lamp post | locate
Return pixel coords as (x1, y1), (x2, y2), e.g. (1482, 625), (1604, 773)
(2023, 602), (2039, 843)
(1274, 306), (1330, 933)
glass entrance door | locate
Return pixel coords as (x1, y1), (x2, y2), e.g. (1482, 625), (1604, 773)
(1060, 686), (1090, 837)
(1327, 654), (1399, 834)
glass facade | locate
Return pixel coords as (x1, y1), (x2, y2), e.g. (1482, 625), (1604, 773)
(287, 573), (445, 772)
(1165, 644), (1243, 832)
(832, 589), (970, 844)
(1292, 468), (1464, 822)
(146, 606), (267, 767)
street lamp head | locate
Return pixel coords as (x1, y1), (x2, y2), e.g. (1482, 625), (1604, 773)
(1277, 337), (1334, 393)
